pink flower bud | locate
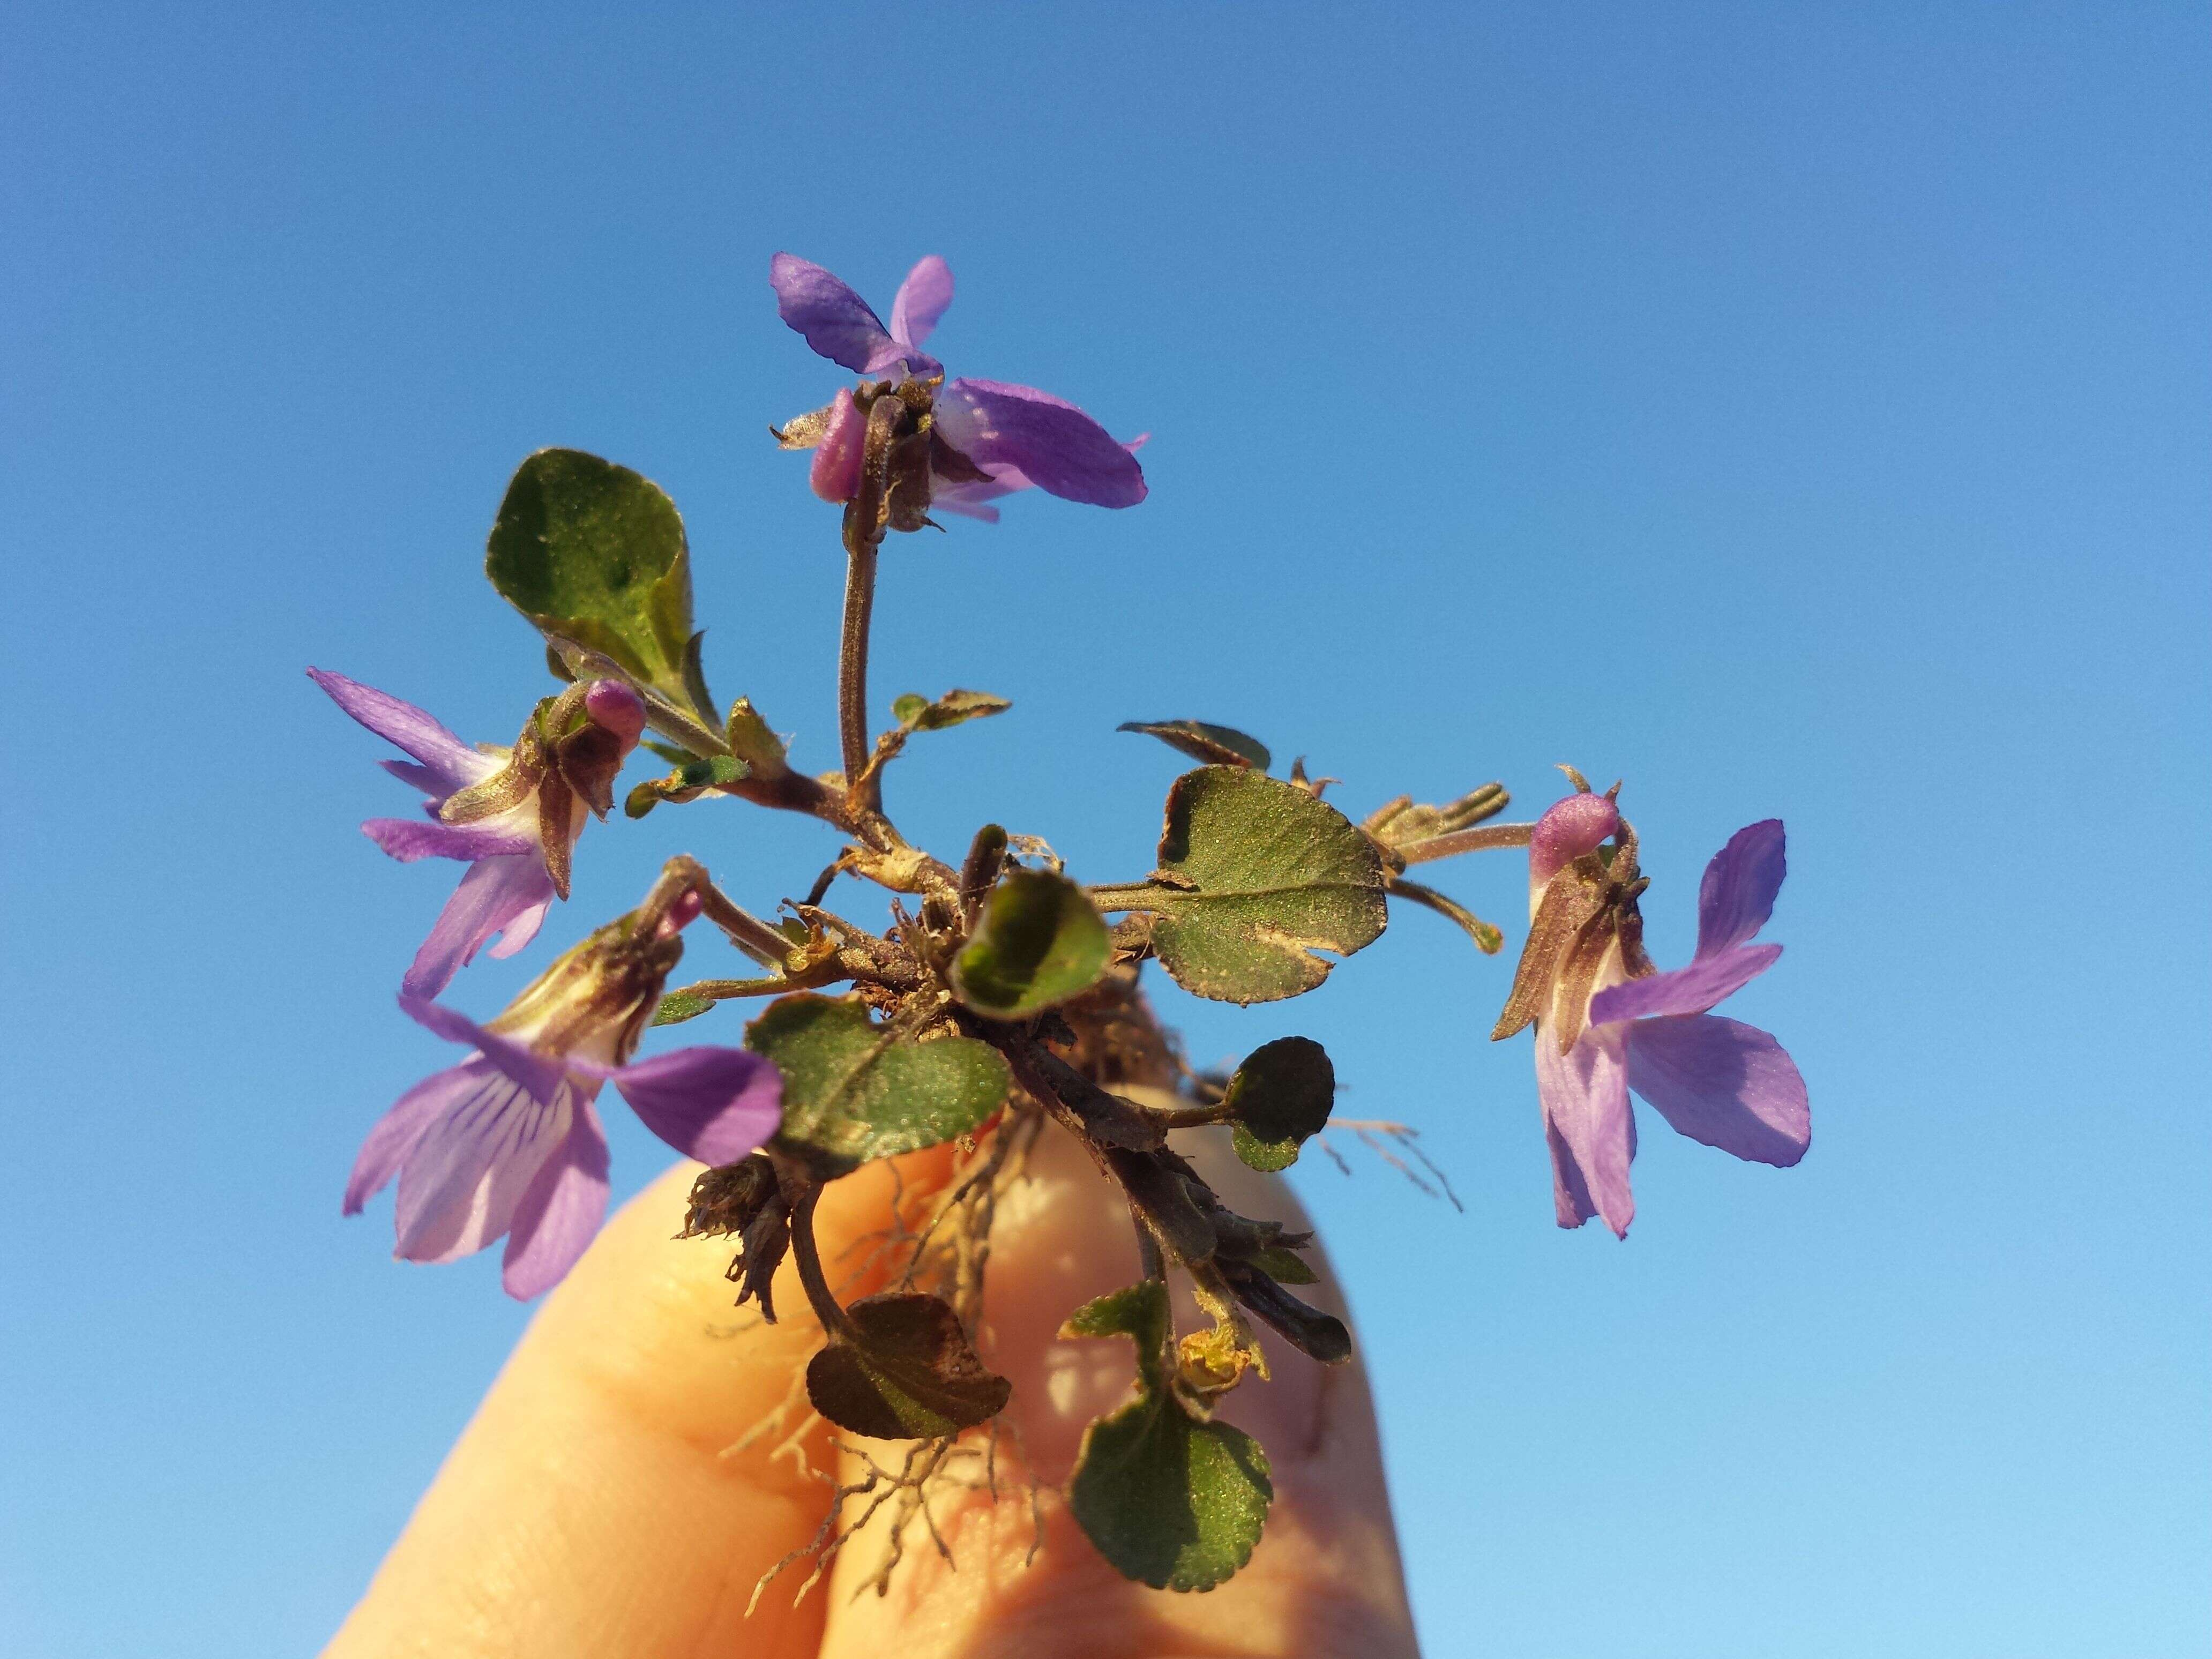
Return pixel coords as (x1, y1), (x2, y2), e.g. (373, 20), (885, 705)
(1529, 792), (1620, 887)
(657, 886), (705, 938)
(584, 679), (647, 748)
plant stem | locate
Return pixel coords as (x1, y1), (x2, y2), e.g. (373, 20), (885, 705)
(839, 539), (879, 808)
(1396, 820), (1536, 864)
(787, 1187), (857, 1341)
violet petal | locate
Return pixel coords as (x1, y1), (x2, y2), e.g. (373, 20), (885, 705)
(1534, 1027), (1635, 1237)
(1696, 819), (1787, 959)
(500, 1099), (612, 1298)
(612, 1046), (784, 1167)
(398, 992), (570, 1104)
(1625, 1014), (1810, 1167)
(390, 1065), (581, 1264)
(344, 1060), (483, 1215)
(379, 758), (445, 796)
(363, 817), (536, 864)
(401, 853), (556, 1000)
(770, 252), (899, 373)
(933, 378), (1147, 508)
(308, 668), (496, 798)
(1588, 943), (1782, 1025)
(888, 255), (954, 349)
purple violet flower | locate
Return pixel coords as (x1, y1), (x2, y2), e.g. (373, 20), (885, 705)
(345, 887), (784, 1298)
(769, 253), (1147, 521)
(1499, 795), (1810, 1238)
(309, 669), (647, 999)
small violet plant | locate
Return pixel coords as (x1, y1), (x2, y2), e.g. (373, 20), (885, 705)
(315, 252), (1811, 1599)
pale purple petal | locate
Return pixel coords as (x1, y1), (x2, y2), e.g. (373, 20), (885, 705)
(398, 992), (569, 1104)
(810, 388), (865, 503)
(930, 494), (1003, 524)
(362, 817), (535, 864)
(402, 853), (556, 999)
(380, 758), (445, 795)
(484, 896), (549, 960)
(344, 1060), (483, 1215)
(771, 253), (900, 373)
(934, 379), (1147, 509)
(500, 1100), (612, 1299)
(1697, 819), (1787, 958)
(1535, 1026), (1634, 1237)
(613, 1046), (784, 1166)
(1625, 1014), (1810, 1168)
(1588, 943), (1782, 1025)
(888, 255), (954, 349)
(308, 668), (493, 799)
(391, 1066), (578, 1264)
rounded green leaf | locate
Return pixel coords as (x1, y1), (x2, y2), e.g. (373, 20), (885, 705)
(486, 449), (699, 709)
(1223, 1036), (1335, 1171)
(951, 869), (1111, 1018)
(1092, 768), (1387, 1005)
(1068, 1394), (1273, 1591)
(746, 995), (1010, 1171)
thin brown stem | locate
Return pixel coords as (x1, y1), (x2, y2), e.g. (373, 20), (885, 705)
(1396, 820), (1536, 864)
(840, 540), (879, 809)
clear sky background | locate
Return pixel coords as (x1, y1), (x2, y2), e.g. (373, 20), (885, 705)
(3, 5), (2206, 1655)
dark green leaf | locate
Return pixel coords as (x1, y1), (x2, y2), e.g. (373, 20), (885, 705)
(1060, 1280), (1272, 1591)
(486, 449), (702, 713)
(1223, 1036), (1335, 1171)
(747, 995), (1010, 1172)
(951, 869), (1111, 1018)
(896, 688), (1012, 731)
(806, 1292), (1012, 1440)
(1118, 720), (1271, 771)
(1092, 768), (1388, 1005)
(652, 991), (715, 1027)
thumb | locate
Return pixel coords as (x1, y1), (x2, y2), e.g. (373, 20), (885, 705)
(324, 1147), (955, 1659)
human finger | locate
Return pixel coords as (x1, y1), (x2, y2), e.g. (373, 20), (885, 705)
(324, 1147), (955, 1659)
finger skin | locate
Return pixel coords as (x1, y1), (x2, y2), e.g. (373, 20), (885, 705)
(324, 1151), (952, 1659)
(812, 1129), (1421, 1659)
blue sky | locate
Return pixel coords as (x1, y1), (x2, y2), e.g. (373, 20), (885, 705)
(2, 4), (2206, 1654)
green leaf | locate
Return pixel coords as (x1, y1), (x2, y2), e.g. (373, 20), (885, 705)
(1061, 1282), (1173, 1386)
(951, 869), (1111, 1018)
(624, 753), (748, 819)
(1060, 1280), (1272, 1591)
(895, 688), (1012, 731)
(1118, 720), (1271, 771)
(651, 990), (715, 1027)
(1246, 1245), (1318, 1286)
(1092, 768), (1388, 1005)
(486, 449), (702, 713)
(1222, 1036), (1335, 1171)
(805, 1291), (1012, 1440)
(746, 995), (1010, 1173)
